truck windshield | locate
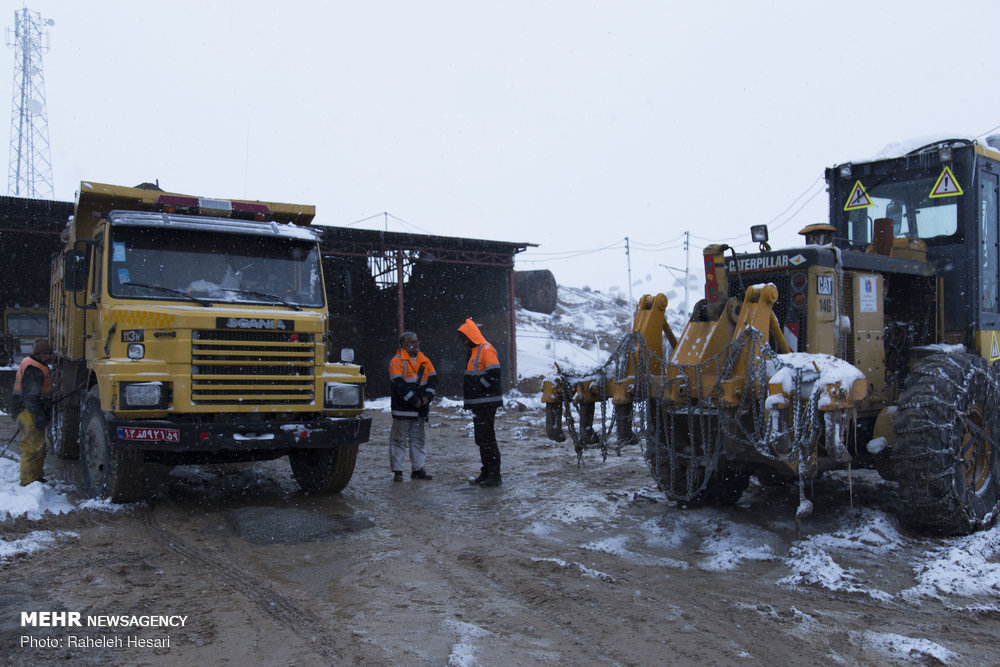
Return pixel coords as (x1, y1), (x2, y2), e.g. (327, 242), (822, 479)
(843, 169), (961, 247)
(6, 312), (48, 336)
(107, 226), (325, 308)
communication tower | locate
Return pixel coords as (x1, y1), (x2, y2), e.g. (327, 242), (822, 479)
(6, 7), (53, 198)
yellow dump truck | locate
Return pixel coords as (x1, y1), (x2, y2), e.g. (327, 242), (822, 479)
(50, 181), (370, 502)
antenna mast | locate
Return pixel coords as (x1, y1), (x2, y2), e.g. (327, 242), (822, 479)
(6, 7), (54, 198)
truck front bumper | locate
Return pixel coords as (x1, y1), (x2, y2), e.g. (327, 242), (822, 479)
(105, 415), (372, 452)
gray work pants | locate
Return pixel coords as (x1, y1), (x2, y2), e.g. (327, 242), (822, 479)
(390, 418), (427, 472)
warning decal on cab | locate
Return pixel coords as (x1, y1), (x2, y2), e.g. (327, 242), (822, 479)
(929, 166), (964, 198)
(843, 180), (872, 210)
(991, 332), (999, 362)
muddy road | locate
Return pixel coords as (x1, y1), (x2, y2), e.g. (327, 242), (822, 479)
(3, 401), (999, 666)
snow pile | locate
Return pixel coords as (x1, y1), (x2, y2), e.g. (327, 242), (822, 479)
(0, 455), (76, 521)
(442, 618), (494, 667)
(902, 525), (1000, 605)
(850, 630), (956, 664)
(766, 352), (866, 410)
(0, 530), (78, 562)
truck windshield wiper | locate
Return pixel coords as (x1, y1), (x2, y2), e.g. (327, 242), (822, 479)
(122, 281), (213, 307)
(219, 287), (302, 311)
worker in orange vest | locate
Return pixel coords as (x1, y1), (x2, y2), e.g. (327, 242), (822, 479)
(9, 338), (53, 485)
(458, 318), (503, 487)
(388, 331), (437, 482)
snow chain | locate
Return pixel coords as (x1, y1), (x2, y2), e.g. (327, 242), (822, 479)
(550, 327), (846, 503)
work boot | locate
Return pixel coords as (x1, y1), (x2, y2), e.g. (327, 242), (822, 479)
(468, 469), (487, 484)
(411, 469), (433, 480)
(393, 471), (403, 482)
(479, 475), (502, 488)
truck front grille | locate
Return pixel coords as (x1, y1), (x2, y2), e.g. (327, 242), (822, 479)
(191, 330), (316, 406)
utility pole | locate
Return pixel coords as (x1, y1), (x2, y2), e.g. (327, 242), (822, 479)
(7, 7), (54, 199)
(684, 230), (690, 315)
(625, 236), (633, 311)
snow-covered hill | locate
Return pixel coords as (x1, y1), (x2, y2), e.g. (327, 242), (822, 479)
(516, 284), (690, 386)
(516, 286), (631, 385)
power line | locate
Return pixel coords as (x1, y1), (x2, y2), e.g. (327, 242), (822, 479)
(518, 239), (627, 262)
(977, 123), (1000, 139)
(690, 175), (826, 244)
(342, 212), (386, 227)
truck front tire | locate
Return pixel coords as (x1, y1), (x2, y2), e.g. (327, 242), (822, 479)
(289, 444), (359, 494)
(51, 397), (80, 459)
(79, 387), (144, 503)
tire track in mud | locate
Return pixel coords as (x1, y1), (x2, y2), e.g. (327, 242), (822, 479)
(139, 508), (341, 663)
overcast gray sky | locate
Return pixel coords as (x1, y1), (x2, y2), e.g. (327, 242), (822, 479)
(8, 0), (1000, 300)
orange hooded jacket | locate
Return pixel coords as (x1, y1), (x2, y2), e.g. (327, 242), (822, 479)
(458, 318), (502, 409)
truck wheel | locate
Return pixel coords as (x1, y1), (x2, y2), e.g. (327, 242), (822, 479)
(79, 388), (144, 503)
(289, 444), (359, 494)
(51, 396), (80, 459)
(50, 363), (80, 459)
(892, 353), (1000, 535)
(646, 413), (749, 506)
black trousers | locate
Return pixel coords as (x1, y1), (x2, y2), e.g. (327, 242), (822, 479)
(472, 406), (501, 475)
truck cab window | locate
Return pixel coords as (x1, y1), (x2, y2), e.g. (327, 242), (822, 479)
(107, 226), (325, 308)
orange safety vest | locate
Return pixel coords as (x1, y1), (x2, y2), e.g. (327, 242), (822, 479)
(389, 349), (437, 418)
(13, 356), (53, 396)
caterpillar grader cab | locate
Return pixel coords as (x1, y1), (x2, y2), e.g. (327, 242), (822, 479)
(50, 182), (371, 503)
(543, 137), (1000, 535)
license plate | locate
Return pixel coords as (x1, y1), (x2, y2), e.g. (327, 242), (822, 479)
(116, 427), (180, 443)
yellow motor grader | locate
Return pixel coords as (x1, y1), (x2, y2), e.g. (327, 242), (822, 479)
(543, 137), (1000, 535)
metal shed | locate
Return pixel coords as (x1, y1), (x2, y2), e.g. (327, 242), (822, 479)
(0, 196), (72, 309)
(318, 227), (533, 398)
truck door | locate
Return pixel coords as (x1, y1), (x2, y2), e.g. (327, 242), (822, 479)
(981, 169), (999, 326)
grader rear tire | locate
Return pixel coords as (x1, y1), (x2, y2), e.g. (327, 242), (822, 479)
(892, 353), (1000, 535)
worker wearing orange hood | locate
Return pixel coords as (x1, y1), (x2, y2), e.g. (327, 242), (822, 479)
(458, 318), (503, 487)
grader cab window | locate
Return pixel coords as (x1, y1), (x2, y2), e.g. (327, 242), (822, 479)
(846, 173), (960, 246)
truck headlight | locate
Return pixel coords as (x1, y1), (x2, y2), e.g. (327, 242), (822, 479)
(121, 382), (169, 409)
(325, 382), (362, 408)
(127, 343), (145, 360)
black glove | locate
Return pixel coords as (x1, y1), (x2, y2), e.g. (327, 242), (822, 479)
(33, 415), (48, 430)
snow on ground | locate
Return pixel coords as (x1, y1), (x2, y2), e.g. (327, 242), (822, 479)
(0, 455), (76, 521)
(902, 526), (1000, 606)
(0, 529), (79, 561)
(851, 629), (956, 664)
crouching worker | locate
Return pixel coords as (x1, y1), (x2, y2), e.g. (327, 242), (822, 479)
(10, 338), (53, 486)
(388, 331), (437, 482)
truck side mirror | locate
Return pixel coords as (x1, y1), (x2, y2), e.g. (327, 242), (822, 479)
(64, 249), (88, 292)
